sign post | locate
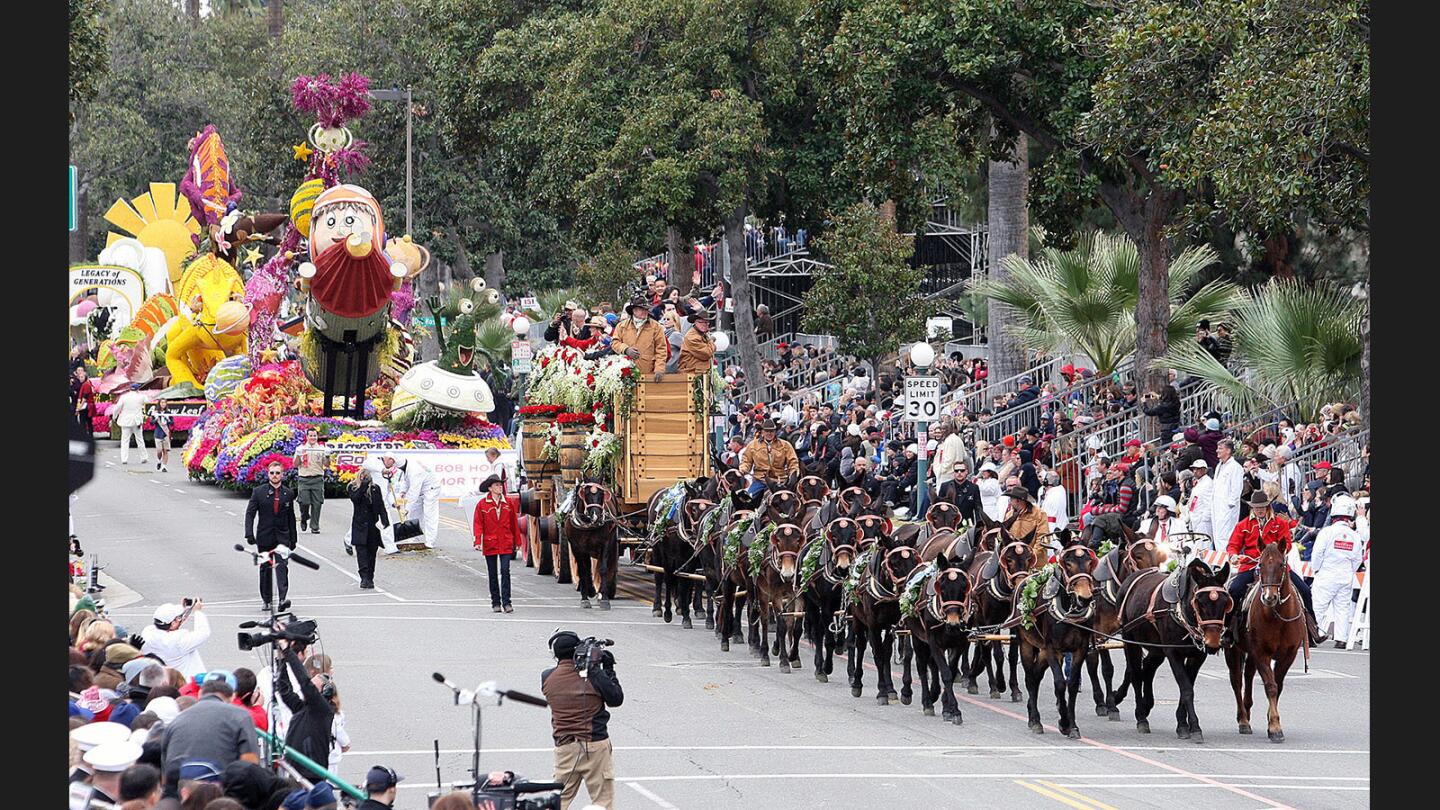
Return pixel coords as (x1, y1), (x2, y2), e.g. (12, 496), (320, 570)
(904, 374), (941, 516)
(69, 166), (77, 232)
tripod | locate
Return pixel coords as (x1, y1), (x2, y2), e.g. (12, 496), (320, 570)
(431, 673), (556, 805)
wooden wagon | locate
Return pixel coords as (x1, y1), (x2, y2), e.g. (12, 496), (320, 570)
(518, 373), (714, 585)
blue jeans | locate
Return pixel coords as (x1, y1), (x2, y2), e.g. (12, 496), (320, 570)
(1228, 567), (1314, 615)
(485, 553), (513, 607)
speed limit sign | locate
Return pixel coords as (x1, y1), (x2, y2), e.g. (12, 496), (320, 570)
(903, 376), (942, 422)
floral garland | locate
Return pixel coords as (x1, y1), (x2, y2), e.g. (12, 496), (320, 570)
(747, 523), (777, 571)
(648, 482), (688, 544)
(899, 561), (939, 619)
(541, 420), (562, 462)
(842, 550), (875, 603)
(556, 412), (596, 426)
(797, 538), (823, 586)
(581, 426), (620, 477)
(1019, 563), (1056, 630)
(517, 404), (565, 418)
(722, 514), (756, 568)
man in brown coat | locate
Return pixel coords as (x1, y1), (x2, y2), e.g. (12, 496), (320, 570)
(1002, 485), (1052, 567)
(611, 297), (668, 376)
(740, 418), (800, 488)
(675, 310), (717, 374)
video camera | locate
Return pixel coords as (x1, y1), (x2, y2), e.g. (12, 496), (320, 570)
(430, 773), (564, 810)
(573, 637), (615, 680)
(237, 614), (319, 651)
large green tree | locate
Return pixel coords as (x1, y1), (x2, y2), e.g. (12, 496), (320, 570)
(803, 202), (929, 364)
(807, 0), (1369, 424)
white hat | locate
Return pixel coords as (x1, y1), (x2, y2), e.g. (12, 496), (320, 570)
(146, 696), (181, 725)
(979, 461), (999, 475)
(906, 444), (918, 454)
(1204, 418), (1221, 431)
(128, 728), (150, 746)
(1190, 459), (1209, 469)
(1085, 435), (1103, 450)
(1154, 495), (1177, 510)
(71, 722), (132, 752)
(1171, 432), (1186, 443)
(926, 439), (938, 452)
(153, 603), (183, 625)
(84, 740), (143, 773)
(847, 423), (862, 437)
(1329, 494), (1356, 518)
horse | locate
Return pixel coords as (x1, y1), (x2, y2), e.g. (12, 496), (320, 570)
(644, 477), (711, 625)
(903, 549), (976, 724)
(963, 536), (1036, 701)
(1085, 525), (1163, 718)
(846, 531), (920, 705)
(563, 482), (619, 610)
(1116, 557), (1234, 741)
(1224, 540), (1305, 742)
(1018, 544), (1100, 738)
(799, 516), (863, 682)
(715, 480), (801, 653)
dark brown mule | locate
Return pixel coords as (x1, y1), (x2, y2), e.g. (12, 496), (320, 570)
(925, 501), (967, 532)
(963, 537), (1036, 701)
(750, 521), (808, 671)
(715, 508), (756, 652)
(564, 482), (619, 610)
(644, 478), (710, 625)
(1117, 558), (1234, 741)
(1018, 544), (1100, 738)
(1086, 526), (1162, 718)
(800, 517), (863, 682)
(904, 549), (976, 724)
(1225, 541), (1305, 742)
(796, 475), (830, 510)
(847, 535), (920, 705)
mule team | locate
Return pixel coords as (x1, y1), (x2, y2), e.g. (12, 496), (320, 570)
(558, 469), (1309, 744)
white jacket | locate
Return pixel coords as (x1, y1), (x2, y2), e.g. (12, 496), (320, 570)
(1188, 476), (1214, 530)
(978, 477), (1005, 522)
(933, 434), (967, 487)
(1211, 458), (1245, 544)
(1140, 514), (1189, 545)
(1311, 520), (1368, 582)
(112, 390), (150, 429)
(1041, 485), (1069, 531)
(138, 611), (211, 678)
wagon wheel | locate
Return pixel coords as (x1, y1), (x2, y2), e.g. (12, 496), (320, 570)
(536, 516), (557, 576)
(555, 531), (573, 585)
(524, 513), (539, 569)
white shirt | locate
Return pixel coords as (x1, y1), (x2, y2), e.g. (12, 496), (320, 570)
(1041, 485), (1069, 531)
(978, 477), (1005, 521)
(329, 712), (351, 772)
(138, 611), (211, 678)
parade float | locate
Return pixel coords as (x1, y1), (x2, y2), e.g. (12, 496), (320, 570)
(65, 71), (513, 506)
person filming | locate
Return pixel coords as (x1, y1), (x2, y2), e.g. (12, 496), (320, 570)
(541, 630), (624, 810)
(139, 600), (210, 679)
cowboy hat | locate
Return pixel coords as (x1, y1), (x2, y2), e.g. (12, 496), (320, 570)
(626, 297), (651, 315)
(1248, 490), (1272, 507)
(758, 418), (779, 431)
(1005, 485), (1030, 500)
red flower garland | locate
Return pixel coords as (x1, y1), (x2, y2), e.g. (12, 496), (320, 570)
(518, 404), (565, 417)
(556, 412), (596, 426)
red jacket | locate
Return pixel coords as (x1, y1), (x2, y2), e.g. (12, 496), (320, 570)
(234, 698), (269, 731)
(473, 494), (522, 556)
(1226, 514), (1295, 573)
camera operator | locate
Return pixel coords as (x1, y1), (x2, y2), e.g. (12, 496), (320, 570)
(274, 637), (336, 785)
(139, 601), (210, 679)
(541, 631), (624, 810)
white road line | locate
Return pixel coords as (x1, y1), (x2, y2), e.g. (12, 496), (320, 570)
(199, 499), (211, 504)
(1051, 784), (1369, 791)
(296, 544), (406, 602)
(174, 488), (186, 493)
(148, 479), (161, 484)
(344, 746), (1370, 756)
(225, 511), (237, 516)
(626, 781), (681, 809)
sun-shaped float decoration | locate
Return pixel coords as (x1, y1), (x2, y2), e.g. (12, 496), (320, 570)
(103, 181), (201, 285)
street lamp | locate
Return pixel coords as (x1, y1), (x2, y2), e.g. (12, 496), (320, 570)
(368, 88), (416, 236)
(909, 342), (936, 517)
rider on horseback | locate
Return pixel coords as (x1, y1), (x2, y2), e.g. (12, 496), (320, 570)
(1225, 491), (1327, 646)
(1001, 486), (1050, 566)
(739, 419), (800, 499)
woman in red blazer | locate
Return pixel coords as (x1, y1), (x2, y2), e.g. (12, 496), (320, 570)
(473, 475), (522, 612)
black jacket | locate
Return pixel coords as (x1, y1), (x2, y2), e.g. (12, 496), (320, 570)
(1141, 397), (1182, 440)
(245, 482), (298, 551)
(541, 657), (624, 744)
(348, 482), (391, 547)
(276, 649), (334, 780)
(940, 478), (982, 524)
(357, 800), (394, 810)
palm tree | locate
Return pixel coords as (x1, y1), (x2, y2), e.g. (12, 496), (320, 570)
(968, 231), (1239, 376)
(1162, 280), (1364, 422)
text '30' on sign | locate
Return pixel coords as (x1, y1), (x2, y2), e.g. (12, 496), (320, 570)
(904, 376), (942, 422)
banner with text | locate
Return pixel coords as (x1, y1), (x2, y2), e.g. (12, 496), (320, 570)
(326, 447), (520, 499)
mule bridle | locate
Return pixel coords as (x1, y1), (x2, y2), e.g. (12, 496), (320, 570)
(822, 518), (858, 583)
(925, 567), (974, 624)
(767, 523), (804, 578)
(868, 544), (916, 602)
(570, 483), (618, 530)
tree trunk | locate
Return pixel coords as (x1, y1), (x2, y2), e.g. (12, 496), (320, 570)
(484, 250), (505, 293)
(985, 130), (1029, 384)
(1132, 193), (1177, 436)
(668, 225), (694, 297)
(1360, 263), (1370, 432)
(186, 0), (200, 22)
(267, 0), (283, 39)
(69, 185), (89, 264)
(725, 206), (765, 394)
(878, 199), (897, 225)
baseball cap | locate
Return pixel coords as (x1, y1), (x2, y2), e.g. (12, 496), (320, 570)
(1204, 418), (1221, 431)
(178, 760), (225, 783)
(147, 696), (181, 724)
(1124, 439), (1142, 448)
(196, 670), (238, 692)
(153, 603), (184, 625)
(1312, 461), (1333, 470)
(366, 765), (404, 791)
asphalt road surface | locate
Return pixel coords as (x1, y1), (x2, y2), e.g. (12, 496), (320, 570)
(78, 448), (1369, 809)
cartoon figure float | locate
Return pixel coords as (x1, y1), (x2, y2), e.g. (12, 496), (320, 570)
(396, 278), (499, 422)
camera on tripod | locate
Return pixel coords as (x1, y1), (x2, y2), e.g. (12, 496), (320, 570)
(237, 615), (319, 651)
(429, 772), (564, 809)
(573, 637), (615, 680)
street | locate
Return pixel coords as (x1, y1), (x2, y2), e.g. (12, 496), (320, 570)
(79, 449), (1369, 810)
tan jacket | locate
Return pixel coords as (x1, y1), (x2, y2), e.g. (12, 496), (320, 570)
(740, 437), (800, 483)
(1004, 501), (1052, 567)
(611, 318), (668, 374)
(676, 327), (716, 374)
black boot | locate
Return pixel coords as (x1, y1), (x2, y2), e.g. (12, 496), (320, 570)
(1306, 612), (1328, 645)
